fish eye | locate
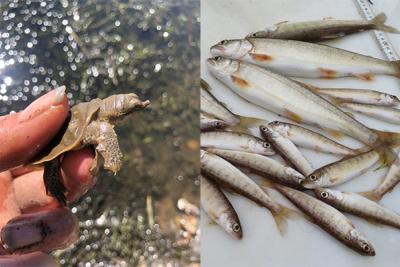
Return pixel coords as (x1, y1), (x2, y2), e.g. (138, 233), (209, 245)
(298, 178), (304, 185)
(260, 126), (267, 131)
(263, 142), (270, 148)
(310, 175), (318, 181)
(232, 223), (241, 232)
(251, 33), (258, 37)
(219, 40), (228, 45)
(214, 56), (222, 61)
(272, 121), (279, 124)
(362, 244), (370, 252)
(320, 191), (329, 198)
(390, 95), (397, 99)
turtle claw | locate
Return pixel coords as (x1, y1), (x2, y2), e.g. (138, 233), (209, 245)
(43, 159), (67, 206)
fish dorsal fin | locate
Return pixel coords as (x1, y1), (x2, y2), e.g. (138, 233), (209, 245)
(275, 20), (289, 26)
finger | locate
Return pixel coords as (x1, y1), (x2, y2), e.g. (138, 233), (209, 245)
(0, 252), (57, 267)
(0, 171), (21, 229)
(0, 86), (69, 172)
(1, 208), (78, 254)
(12, 148), (96, 211)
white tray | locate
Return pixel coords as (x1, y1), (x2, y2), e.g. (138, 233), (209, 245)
(201, 0), (400, 266)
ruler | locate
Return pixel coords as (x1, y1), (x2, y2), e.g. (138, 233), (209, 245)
(354, 0), (399, 61)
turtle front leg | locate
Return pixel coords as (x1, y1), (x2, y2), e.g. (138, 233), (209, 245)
(43, 158), (67, 205)
(88, 122), (123, 174)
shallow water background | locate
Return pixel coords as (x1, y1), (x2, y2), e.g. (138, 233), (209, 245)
(0, 0), (199, 266)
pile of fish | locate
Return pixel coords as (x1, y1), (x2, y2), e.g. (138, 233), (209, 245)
(201, 13), (400, 256)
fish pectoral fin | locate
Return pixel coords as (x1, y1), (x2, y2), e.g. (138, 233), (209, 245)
(230, 75), (250, 88)
(358, 190), (381, 202)
(322, 128), (345, 140)
(322, 16), (335, 20)
(329, 176), (340, 183)
(250, 53), (274, 61)
(319, 68), (337, 79)
(352, 73), (374, 81)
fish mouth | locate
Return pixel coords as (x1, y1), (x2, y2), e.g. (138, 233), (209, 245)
(206, 57), (216, 66)
(210, 44), (225, 55)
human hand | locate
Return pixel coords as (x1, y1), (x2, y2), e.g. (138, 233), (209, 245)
(0, 87), (97, 266)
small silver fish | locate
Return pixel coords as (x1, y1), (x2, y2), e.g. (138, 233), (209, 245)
(313, 87), (400, 107)
(274, 184), (375, 256)
(247, 13), (399, 42)
(302, 150), (380, 189)
(200, 174), (242, 239)
(340, 102), (400, 124)
(268, 121), (355, 155)
(201, 131), (275, 155)
(200, 149), (289, 233)
(260, 125), (313, 176)
(315, 188), (400, 229)
(210, 39), (400, 80)
(206, 57), (382, 146)
(207, 148), (304, 187)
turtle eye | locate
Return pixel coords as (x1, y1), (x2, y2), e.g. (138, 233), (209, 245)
(214, 56), (222, 61)
(263, 142), (270, 148)
(320, 191), (329, 198)
(310, 175), (318, 181)
(219, 40), (228, 45)
(232, 223), (241, 232)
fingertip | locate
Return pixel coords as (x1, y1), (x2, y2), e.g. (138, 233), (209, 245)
(61, 148), (97, 202)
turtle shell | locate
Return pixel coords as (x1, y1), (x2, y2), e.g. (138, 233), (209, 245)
(33, 98), (102, 164)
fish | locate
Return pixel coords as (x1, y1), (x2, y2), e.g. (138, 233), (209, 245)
(260, 125), (313, 176)
(246, 13), (400, 42)
(207, 148), (304, 187)
(210, 38), (400, 80)
(361, 154), (400, 201)
(206, 57), (390, 146)
(200, 149), (290, 233)
(273, 184), (375, 256)
(200, 113), (229, 131)
(315, 188), (400, 229)
(201, 78), (267, 132)
(267, 121), (356, 155)
(200, 131), (275, 156)
(311, 87), (400, 107)
(340, 103), (400, 124)
(200, 174), (243, 239)
(302, 150), (381, 189)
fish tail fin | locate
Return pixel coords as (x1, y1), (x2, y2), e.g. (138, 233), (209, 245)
(359, 190), (382, 202)
(272, 205), (301, 236)
(230, 115), (267, 134)
(374, 130), (400, 149)
(371, 13), (400, 34)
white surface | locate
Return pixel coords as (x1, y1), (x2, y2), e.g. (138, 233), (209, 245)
(200, 0), (400, 266)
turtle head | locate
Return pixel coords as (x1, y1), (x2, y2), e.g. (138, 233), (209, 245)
(99, 93), (150, 120)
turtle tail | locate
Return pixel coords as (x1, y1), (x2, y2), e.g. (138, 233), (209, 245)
(43, 159), (67, 205)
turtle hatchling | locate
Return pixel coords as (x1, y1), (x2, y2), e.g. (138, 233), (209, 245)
(32, 91), (150, 205)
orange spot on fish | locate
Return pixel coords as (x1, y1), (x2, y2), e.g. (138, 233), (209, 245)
(353, 73), (374, 81)
(231, 75), (250, 88)
(284, 109), (303, 124)
(250, 53), (273, 61)
(323, 128), (344, 139)
(319, 68), (337, 79)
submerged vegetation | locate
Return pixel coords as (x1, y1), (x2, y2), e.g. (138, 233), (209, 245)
(0, 0), (199, 265)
